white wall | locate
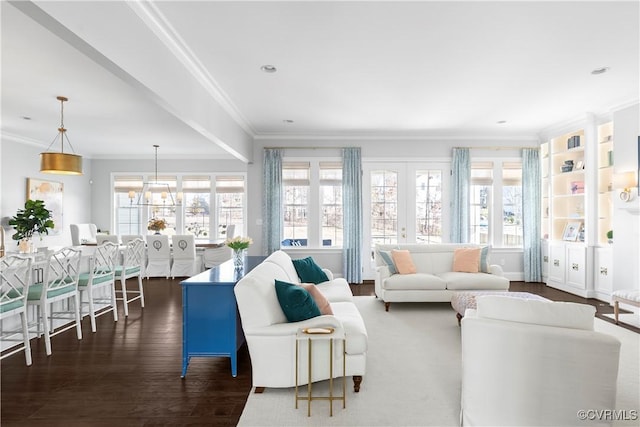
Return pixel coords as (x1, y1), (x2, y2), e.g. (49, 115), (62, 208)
(612, 103), (640, 296)
(1, 138), (93, 250)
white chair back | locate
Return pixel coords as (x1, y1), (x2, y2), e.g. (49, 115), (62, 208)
(70, 223), (97, 245)
(0, 254), (33, 365)
(121, 235), (143, 245)
(226, 224), (236, 239)
(97, 234), (119, 245)
(146, 235), (170, 260)
(171, 235), (196, 261)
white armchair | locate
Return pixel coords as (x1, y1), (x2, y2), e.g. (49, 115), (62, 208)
(70, 223), (97, 245)
(461, 296), (621, 427)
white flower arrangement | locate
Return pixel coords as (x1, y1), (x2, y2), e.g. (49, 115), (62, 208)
(226, 236), (253, 251)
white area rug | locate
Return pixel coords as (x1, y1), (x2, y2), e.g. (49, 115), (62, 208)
(238, 296), (640, 427)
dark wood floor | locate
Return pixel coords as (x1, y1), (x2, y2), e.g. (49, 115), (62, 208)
(1, 278), (637, 426)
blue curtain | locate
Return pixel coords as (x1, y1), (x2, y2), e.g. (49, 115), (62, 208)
(342, 147), (362, 284)
(262, 149), (283, 255)
(450, 148), (470, 243)
(522, 148), (542, 282)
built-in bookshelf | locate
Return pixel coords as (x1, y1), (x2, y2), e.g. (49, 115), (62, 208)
(596, 122), (614, 245)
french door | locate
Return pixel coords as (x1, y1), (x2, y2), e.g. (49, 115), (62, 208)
(362, 162), (449, 280)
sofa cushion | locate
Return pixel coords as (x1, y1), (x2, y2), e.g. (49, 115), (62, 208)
(298, 283), (333, 315)
(292, 256), (330, 284)
(384, 273), (446, 290)
(476, 295), (596, 330)
(275, 280), (321, 322)
(315, 278), (354, 303)
(453, 248), (480, 273)
(391, 250), (416, 274)
(480, 245), (491, 273)
(330, 302), (368, 355)
(438, 271), (509, 290)
(378, 250), (398, 274)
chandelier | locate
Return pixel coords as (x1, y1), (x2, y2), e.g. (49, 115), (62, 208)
(40, 96), (83, 175)
(133, 145), (182, 208)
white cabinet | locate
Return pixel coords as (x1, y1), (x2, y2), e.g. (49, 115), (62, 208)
(545, 243), (592, 297)
(594, 247), (613, 300)
(541, 240), (549, 282)
(566, 245), (587, 290)
(547, 243), (566, 284)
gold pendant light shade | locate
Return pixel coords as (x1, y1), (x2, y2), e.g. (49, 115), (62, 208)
(40, 152), (83, 175)
(40, 96), (83, 175)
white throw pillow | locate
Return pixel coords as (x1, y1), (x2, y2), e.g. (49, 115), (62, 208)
(476, 295), (595, 330)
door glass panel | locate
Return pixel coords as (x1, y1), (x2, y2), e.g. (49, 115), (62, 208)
(370, 170), (398, 254)
(416, 170), (442, 243)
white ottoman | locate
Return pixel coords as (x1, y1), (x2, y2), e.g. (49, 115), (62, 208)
(612, 290), (640, 324)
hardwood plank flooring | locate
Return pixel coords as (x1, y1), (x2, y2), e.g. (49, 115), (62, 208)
(1, 278), (637, 426)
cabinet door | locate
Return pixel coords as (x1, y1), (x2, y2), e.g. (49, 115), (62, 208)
(541, 240), (549, 282)
(594, 248), (613, 294)
(548, 243), (565, 283)
(566, 245), (586, 289)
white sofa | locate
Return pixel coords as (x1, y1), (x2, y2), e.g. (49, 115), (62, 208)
(234, 250), (367, 392)
(375, 243), (509, 311)
(461, 296), (621, 427)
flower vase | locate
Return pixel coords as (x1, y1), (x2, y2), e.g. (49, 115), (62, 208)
(233, 249), (244, 270)
(154, 231), (161, 235)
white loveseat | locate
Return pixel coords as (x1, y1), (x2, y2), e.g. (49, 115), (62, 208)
(234, 250), (367, 392)
(375, 243), (509, 311)
(461, 296), (621, 426)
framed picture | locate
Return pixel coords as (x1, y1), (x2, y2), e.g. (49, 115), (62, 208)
(562, 221), (581, 241)
(27, 178), (63, 236)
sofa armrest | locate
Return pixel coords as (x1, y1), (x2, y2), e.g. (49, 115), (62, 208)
(488, 264), (504, 276)
(244, 315), (343, 337)
(321, 268), (334, 281)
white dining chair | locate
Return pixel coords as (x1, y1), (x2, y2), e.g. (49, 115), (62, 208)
(78, 241), (119, 332)
(145, 235), (171, 279)
(121, 235), (143, 245)
(0, 254), (33, 365)
(96, 234), (120, 245)
(170, 235), (198, 278)
(115, 238), (145, 317)
(27, 247), (83, 356)
(70, 223), (97, 245)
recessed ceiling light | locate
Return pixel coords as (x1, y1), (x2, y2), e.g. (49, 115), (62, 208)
(497, 120), (507, 124)
(21, 116), (31, 120)
(591, 67), (610, 75)
(260, 65), (277, 73)
(283, 119), (294, 124)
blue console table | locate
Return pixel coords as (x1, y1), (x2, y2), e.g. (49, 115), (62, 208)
(180, 255), (266, 378)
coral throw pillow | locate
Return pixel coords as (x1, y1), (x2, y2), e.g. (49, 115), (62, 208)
(391, 250), (417, 274)
(453, 248), (481, 273)
(298, 283), (333, 315)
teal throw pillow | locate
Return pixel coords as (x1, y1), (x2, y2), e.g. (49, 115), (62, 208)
(480, 246), (491, 273)
(274, 280), (321, 322)
(292, 256), (329, 284)
(378, 250), (398, 274)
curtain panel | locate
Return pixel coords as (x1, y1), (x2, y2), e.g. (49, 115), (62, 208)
(342, 147), (363, 284)
(450, 148), (470, 243)
(522, 148), (542, 282)
(262, 149), (283, 255)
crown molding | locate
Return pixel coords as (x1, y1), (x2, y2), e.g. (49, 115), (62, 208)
(254, 132), (539, 142)
(127, 1), (257, 137)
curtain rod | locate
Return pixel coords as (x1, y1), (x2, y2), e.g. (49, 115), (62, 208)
(263, 146), (351, 150)
(455, 146), (538, 150)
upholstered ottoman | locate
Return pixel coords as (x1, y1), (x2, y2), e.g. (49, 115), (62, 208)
(451, 291), (549, 325)
(612, 290), (640, 324)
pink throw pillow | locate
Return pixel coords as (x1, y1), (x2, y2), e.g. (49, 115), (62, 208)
(298, 283), (333, 315)
(453, 248), (481, 273)
(391, 250), (417, 274)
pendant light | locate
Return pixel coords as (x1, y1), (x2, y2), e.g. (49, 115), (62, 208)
(133, 145), (182, 208)
(40, 96), (83, 175)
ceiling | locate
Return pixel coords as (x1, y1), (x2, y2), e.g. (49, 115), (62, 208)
(1, 1), (638, 161)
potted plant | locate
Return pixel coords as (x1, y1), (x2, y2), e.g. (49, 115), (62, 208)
(8, 199), (55, 253)
(606, 230), (613, 244)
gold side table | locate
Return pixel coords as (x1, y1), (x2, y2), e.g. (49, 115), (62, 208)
(295, 327), (346, 416)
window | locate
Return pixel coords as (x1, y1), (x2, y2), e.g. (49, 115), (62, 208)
(146, 176), (178, 236)
(415, 170), (442, 243)
(469, 162), (492, 245)
(183, 177), (210, 241)
(114, 176), (143, 235)
(283, 163), (310, 245)
(320, 162), (342, 247)
(502, 162), (523, 247)
(216, 176), (245, 239)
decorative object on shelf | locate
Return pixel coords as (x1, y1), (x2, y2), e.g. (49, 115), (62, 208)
(570, 181), (585, 195)
(562, 221), (581, 242)
(608, 150), (614, 167)
(612, 171), (637, 202)
(567, 135), (581, 149)
(8, 199), (55, 253)
(226, 236), (253, 269)
(574, 160), (584, 170)
(561, 160), (574, 173)
(40, 96), (83, 175)
(606, 230), (613, 244)
(147, 218), (167, 234)
(133, 145), (183, 209)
